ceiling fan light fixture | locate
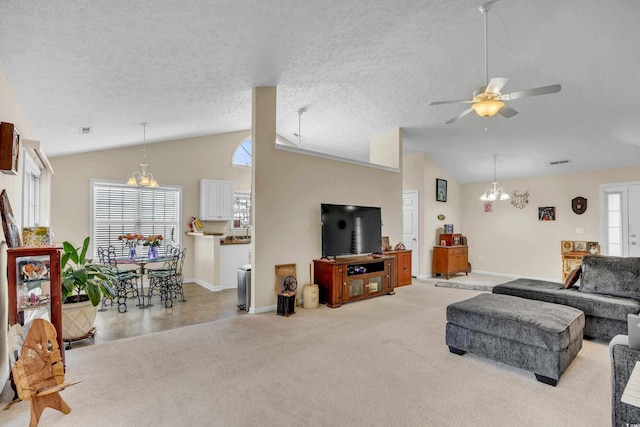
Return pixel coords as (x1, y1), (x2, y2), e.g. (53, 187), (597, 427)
(472, 100), (504, 117)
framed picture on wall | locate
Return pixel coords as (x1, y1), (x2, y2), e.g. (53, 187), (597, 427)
(0, 122), (20, 175)
(436, 178), (447, 202)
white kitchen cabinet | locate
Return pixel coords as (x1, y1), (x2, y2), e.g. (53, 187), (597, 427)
(200, 179), (234, 221)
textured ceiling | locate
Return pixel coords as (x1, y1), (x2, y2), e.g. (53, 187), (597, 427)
(1, 0), (639, 183)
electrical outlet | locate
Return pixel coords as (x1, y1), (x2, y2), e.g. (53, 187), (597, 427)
(576, 227), (584, 234)
(478, 255), (483, 261)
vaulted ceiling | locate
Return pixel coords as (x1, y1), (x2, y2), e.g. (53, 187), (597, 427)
(1, 0), (639, 183)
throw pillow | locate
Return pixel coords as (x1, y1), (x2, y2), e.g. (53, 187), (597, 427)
(564, 266), (581, 288)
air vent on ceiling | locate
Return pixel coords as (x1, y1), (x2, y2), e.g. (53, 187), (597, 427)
(79, 126), (92, 134)
(549, 159), (571, 165)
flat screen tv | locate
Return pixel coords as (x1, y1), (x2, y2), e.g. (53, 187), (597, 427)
(321, 203), (382, 258)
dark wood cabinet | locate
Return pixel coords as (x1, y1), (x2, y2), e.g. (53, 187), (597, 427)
(7, 246), (64, 362)
(432, 246), (470, 280)
(383, 249), (412, 287)
(314, 256), (395, 308)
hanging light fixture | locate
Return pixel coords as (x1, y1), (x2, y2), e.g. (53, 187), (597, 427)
(480, 154), (510, 201)
(127, 122), (159, 188)
(293, 108), (306, 146)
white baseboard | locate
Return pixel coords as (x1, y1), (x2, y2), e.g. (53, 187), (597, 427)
(251, 304), (276, 314)
(189, 278), (222, 292)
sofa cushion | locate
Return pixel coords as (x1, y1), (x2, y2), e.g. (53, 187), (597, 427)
(580, 255), (640, 300)
(493, 278), (640, 321)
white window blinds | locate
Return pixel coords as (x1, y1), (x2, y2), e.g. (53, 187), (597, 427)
(91, 180), (182, 257)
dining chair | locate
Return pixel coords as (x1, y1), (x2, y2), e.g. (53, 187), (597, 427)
(102, 246), (140, 313)
(146, 252), (180, 308)
(169, 248), (187, 303)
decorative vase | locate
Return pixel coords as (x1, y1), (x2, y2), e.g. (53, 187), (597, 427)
(128, 246), (137, 260)
(148, 246), (158, 260)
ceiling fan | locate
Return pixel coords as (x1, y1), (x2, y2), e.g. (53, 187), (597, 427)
(430, 0), (561, 124)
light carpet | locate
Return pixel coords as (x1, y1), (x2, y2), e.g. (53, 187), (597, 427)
(0, 279), (610, 427)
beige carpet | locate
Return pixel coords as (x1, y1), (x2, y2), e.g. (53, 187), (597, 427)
(0, 278), (610, 426)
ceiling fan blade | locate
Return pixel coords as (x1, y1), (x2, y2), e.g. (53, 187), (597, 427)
(429, 99), (473, 106)
(501, 84), (561, 101)
(498, 104), (518, 118)
(445, 107), (474, 124)
(485, 77), (508, 94)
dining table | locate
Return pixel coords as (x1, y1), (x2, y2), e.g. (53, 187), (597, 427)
(116, 256), (173, 309)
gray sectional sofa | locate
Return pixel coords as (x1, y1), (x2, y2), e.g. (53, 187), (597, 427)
(492, 255), (640, 340)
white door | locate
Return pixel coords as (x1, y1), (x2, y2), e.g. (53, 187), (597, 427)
(601, 182), (640, 256)
(628, 184), (640, 257)
(402, 190), (419, 276)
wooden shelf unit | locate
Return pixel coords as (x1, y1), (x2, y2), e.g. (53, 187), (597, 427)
(313, 256), (396, 308)
(7, 246), (64, 363)
(432, 245), (470, 280)
(383, 249), (412, 287)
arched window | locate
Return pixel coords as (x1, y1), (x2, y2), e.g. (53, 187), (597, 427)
(232, 138), (252, 167)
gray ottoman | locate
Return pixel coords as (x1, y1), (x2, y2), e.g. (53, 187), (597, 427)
(446, 293), (585, 386)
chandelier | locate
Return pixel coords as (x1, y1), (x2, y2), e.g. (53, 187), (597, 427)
(480, 154), (510, 201)
(127, 122), (159, 188)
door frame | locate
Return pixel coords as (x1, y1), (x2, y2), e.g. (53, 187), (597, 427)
(600, 181), (640, 256)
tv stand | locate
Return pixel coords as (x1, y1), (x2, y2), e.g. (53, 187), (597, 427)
(313, 255), (396, 308)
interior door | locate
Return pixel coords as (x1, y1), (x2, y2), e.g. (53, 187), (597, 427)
(628, 184), (640, 257)
(402, 190), (419, 276)
(601, 182), (640, 256)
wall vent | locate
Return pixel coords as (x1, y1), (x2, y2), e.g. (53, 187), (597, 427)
(549, 159), (571, 165)
(79, 126), (92, 134)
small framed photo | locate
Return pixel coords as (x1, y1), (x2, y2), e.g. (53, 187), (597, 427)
(381, 236), (392, 252)
(436, 179), (447, 202)
(561, 241), (574, 253)
(574, 241), (587, 252)
(538, 206), (555, 221)
(440, 240), (447, 246)
(444, 224), (454, 234)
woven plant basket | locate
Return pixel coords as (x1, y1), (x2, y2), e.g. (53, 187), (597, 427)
(62, 297), (97, 341)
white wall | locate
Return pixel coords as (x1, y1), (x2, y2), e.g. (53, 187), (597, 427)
(252, 87), (404, 312)
(462, 165), (640, 280)
(49, 131), (253, 278)
(0, 66), (41, 387)
(402, 152), (463, 277)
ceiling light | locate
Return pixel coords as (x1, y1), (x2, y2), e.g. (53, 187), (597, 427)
(127, 122), (159, 188)
(471, 100), (504, 118)
(480, 154), (510, 201)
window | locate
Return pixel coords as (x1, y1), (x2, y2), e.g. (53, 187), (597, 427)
(91, 180), (182, 257)
(233, 191), (251, 229)
(22, 154), (41, 226)
(606, 192), (623, 256)
(232, 138), (252, 167)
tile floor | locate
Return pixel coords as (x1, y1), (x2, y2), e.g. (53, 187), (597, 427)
(67, 283), (245, 349)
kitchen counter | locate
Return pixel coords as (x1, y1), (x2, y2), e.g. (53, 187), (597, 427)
(220, 240), (251, 245)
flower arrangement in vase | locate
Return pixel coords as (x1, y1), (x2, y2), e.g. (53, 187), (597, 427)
(118, 233), (143, 259)
(143, 234), (163, 259)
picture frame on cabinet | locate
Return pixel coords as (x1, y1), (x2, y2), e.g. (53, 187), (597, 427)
(436, 178), (447, 202)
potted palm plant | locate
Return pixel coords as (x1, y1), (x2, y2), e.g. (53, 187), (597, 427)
(61, 236), (117, 343)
